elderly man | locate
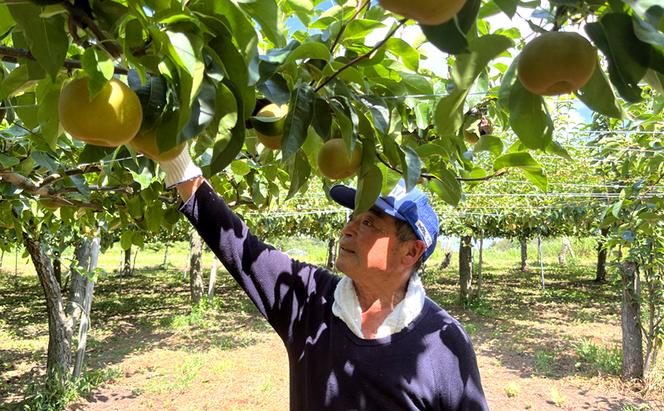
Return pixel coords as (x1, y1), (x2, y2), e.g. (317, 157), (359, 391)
(152, 148), (488, 410)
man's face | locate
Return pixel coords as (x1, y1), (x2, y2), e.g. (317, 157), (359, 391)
(335, 209), (406, 278)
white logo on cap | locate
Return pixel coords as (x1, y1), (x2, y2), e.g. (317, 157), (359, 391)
(415, 220), (432, 247)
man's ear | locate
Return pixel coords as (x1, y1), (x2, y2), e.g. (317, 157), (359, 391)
(403, 240), (426, 266)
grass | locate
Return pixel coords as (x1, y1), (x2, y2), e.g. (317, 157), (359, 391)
(1, 236), (662, 410)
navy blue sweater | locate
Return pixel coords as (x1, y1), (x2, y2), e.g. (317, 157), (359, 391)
(181, 182), (489, 410)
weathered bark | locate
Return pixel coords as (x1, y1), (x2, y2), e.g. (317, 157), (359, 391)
(208, 258), (218, 301)
(122, 247), (132, 276)
(596, 227), (609, 283)
(73, 237), (99, 379)
(439, 251), (452, 269)
(459, 236), (473, 305)
(519, 238), (528, 272)
(53, 252), (62, 288)
(189, 230), (204, 305)
(23, 234), (73, 380)
(326, 238), (337, 269)
(620, 261), (644, 379)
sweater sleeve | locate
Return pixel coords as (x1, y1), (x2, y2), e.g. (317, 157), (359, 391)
(179, 181), (333, 342)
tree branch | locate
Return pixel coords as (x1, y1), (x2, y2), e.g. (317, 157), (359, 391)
(41, 196), (103, 211)
(315, 18), (407, 93)
(329, 0), (371, 54)
(62, 2), (123, 60)
(375, 151), (509, 183)
(0, 45), (129, 75)
(39, 164), (103, 188)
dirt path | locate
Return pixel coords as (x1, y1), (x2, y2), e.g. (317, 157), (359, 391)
(70, 324), (662, 411)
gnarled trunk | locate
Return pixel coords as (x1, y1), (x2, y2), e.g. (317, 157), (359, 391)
(620, 261), (644, 379)
(459, 236), (473, 305)
(23, 234), (73, 380)
(189, 230), (204, 305)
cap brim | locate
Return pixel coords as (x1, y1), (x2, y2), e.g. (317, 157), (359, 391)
(329, 185), (356, 209)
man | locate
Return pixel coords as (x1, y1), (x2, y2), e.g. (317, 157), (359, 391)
(150, 147), (488, 410)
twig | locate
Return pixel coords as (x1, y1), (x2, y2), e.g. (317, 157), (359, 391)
(315, 18), (407, 93)
(0, 45), (129, 75)
(329, 0), (371, 54)
(61, 1), (123, 60)
(39, 164), (103, 187)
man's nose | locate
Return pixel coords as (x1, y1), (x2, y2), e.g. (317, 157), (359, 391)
(341, 218), (358, 237)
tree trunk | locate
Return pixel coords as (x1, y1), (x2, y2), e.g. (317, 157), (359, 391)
(131, 248), (139, 275)
(189, 230), (204, 305)
(122, 247), (132, 276)
(520, 238), (528, 271)
(596, 227), (609, 283)
(208, 258), (218, 301)
(73, 237), (100, 379)
(538, 236), (546, 291)
(459, 236), (473, 305)
(23, 234), (73, 381)
(67, 238), (92, 327)
(620, 261), (644, 379)
(162, 244), (169, 267)
(558, 237), (574, 266)
(440, 251), (452, 269)
(476, 234), (484, 298)
(326, 238), (337, 269)
(0, 248), (4, 268)
(53, 252), (62, 288)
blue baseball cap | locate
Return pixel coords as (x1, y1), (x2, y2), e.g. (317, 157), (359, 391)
(330, 179), (439, 262)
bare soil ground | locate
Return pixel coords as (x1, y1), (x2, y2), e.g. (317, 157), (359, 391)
(2, 257), (663, 410)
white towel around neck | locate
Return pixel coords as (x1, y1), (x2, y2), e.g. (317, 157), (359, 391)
(332, 273), (426, 339)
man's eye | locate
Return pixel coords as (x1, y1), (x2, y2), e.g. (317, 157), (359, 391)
(362, 218), (373, 226)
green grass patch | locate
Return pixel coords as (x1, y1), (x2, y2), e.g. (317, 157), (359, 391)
(574, 338), (622, 375)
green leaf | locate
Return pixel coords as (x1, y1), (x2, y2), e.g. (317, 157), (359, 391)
(210, 79), (246, 175)
(400, 146), (422, 192)
(37, 85), (60, 149)
(82, 48), (114, 98)
(429, 166), (461, 206)
(354, 165), (382, 214)
(237, 0), (285, 47)
(78, 145), (114, 163)
(343, 19), (385, 41)
(632, 7), (664, 49)
(494, 152), (547, 191)
(257, 73), (290, 105)
(508, 80), (553, 150)
(494, 0), (518, 18)
(230, 159), (251, 176)
(0, 153), (20, 168)
(385, 38), (419, 71)
(128, 71), (168, 131)
(497, 55), (519, 112)
(180, 77), (217, 140)
(545, 140), (572, 161)
(8, 4), (67, 80)
(281, 83), (315, 159)
(284, 42), (331, 65)
(453, 34), (513, 89)
(311, 97), (332, 139)
(576, 61), (625, 119)
(585, 14), (650, 103)
(420, 0), (481, 55)
(286, 150), (311, 199)
(434, 88), (469, 137)
(474, 135), (503, 156)
(401, 73), (434, 95)
(120, 231), (133, 251)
